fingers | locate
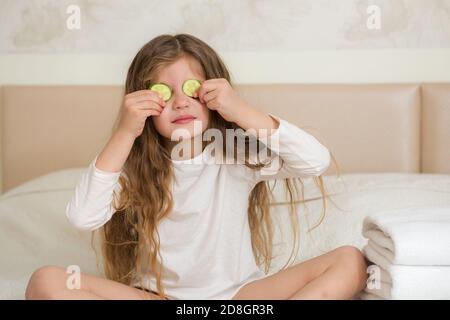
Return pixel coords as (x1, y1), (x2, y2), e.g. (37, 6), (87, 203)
(131, 89), (162, 98)
(202, 90), (216, 104)
(205, 97), (219, 110)
(126, 90), (166, 107)
(194, 82), (216, 103)
(143, 108), (162, 118)
(134, 101), (164, 113)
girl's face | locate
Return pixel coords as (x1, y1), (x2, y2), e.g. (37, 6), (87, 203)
(151, 56), (210, 142)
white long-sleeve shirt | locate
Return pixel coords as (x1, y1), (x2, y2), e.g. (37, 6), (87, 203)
(65, 114), (331, 300)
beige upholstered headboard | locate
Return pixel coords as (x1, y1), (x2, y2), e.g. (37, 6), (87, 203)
(0, 83), (449, 194)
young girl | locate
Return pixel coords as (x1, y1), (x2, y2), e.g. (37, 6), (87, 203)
(25, 34), (367, 300)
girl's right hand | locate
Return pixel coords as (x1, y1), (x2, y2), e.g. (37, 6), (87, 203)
(116, 90), (166, 139)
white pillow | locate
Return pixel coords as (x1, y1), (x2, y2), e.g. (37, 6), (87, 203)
(0, 168), (101, 299)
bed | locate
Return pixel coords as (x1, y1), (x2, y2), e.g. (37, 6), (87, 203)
(0, 83), (449, 299)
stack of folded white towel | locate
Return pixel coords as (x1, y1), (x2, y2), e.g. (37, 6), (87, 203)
(360, 206), (450, 300)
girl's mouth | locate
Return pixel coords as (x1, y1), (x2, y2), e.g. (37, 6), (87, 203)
(172, 116), (196, 124)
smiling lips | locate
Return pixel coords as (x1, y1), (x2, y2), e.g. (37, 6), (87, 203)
(172, 115), (196, 124)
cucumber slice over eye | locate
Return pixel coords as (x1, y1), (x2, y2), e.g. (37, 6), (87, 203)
(182, 79), (201, 97)
(149, 83), (172, 101)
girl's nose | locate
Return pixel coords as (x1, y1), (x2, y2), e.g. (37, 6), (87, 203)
(172, 91), (189, 110)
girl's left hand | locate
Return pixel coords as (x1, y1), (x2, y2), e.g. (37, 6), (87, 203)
(193, 78), (247, 123)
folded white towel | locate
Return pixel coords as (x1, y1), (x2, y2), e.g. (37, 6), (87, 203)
(359, 292), (383, 300)
(362, 206), (450, 265)
(363, 244), (450, 299)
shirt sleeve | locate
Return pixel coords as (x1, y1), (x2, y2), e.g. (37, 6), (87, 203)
(247, 113), (331, 184)
(65, 154), (123, 231)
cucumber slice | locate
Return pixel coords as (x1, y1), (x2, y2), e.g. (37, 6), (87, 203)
(149, 83), (172, 101)
(182, 79), (201, 97)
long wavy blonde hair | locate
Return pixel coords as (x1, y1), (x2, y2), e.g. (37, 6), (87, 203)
(91, 34), (340, 300)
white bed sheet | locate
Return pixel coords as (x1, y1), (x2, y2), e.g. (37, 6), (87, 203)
(1, 169), (450, 299)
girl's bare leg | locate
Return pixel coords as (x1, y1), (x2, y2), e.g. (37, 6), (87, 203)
(232, 246), (368, 300)
(25, 265), (164, 300)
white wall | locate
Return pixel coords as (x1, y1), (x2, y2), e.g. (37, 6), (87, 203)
(1, 0), (450, 85)
(1, 50), (450, 85)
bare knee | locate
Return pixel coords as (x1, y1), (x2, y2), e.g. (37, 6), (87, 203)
(334, 246), (368, 290)
(334, 246), (367, 268)
(25, 265), (66, 300)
